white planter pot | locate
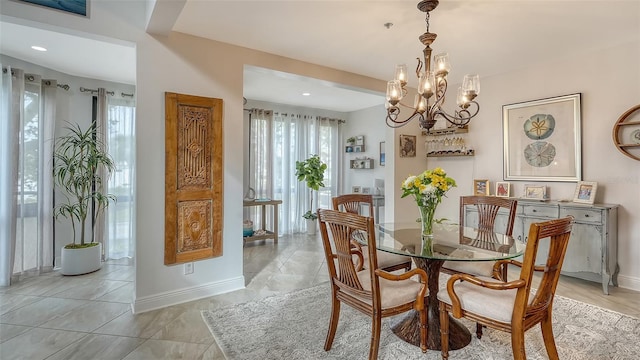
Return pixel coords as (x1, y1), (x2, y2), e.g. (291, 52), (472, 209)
(307, 218), (317, 236)
(61, 243), (102, 275)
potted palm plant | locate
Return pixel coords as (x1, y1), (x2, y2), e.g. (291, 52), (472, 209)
(53, 121), (116, 275)
(295, 154), (327, 235)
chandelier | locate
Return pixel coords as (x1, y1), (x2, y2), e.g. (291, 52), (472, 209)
(385, 0), (480, 131)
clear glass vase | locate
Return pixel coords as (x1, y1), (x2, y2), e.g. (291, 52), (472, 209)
(419, 204), (436, 256)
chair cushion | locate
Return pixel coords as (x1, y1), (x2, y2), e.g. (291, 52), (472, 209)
(437, 275), (524, 323)
(442, 260), (495, 277)
(348, 269), (426, 309)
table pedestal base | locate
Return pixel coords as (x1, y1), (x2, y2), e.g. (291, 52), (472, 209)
(390, 309), (471, 350)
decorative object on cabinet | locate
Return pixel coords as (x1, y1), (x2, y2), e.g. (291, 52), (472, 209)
(523, 184), (547, 200)
(379, 141), (386, 166)
(612, 104), (640, 161)
(243, 200), (281, 244)
(462, 200), (618, 294)
(495, 181), (510, 198)
(503, 93), (582, 182)
(473, 179), (489, 196)
(399, 134), (416, 157)
(350, 158), (374, 169)
(352, 186), (362, 194)
(573, 181), (597, 204)
(424, 126), (474, 157)
(384, 0), (480, 132)
(362, 187), (371, 194)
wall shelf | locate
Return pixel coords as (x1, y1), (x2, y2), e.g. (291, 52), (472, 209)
(350, 158), (374, 169)
(422, 126), (469, 136)
(427, 150), (474, 158)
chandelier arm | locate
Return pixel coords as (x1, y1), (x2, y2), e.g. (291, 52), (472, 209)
(433, 101), (480, 126)
(386, 109), (424, 128)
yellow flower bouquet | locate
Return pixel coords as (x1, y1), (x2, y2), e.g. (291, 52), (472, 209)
(401, 167), (456, 236)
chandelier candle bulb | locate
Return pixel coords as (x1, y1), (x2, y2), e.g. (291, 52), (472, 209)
(434, 52), (450, 75)
(395, 64), (408, 85)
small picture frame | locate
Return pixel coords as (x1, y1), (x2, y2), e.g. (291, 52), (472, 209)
(355, 135), (365, 146)
(473, 179), (490, 196)
(573, 181), (597, 204)
(379, 141), (386, 166)
(352, 186), (362, 194)
(362, 187), (371, 194)
(495, 182), (511, 198)
(523, 184), (547, 200)
(399, 134), (417, 157)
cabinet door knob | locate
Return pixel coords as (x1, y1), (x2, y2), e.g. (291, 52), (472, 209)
(532, 209), (537, 212)
(584, 214), (590, 217)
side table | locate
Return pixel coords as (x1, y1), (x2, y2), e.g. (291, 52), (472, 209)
(243, 199), (282, 244)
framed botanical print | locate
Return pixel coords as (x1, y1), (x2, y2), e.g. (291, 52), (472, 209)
(523, 184), (547, 200)
(503, 93), (581, 182)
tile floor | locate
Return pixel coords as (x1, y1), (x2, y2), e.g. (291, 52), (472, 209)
(1, 232), (638, 359)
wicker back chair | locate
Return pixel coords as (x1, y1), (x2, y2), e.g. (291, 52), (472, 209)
(442, 196), (518, 281)
(438, 217), (574, 360)
(333, 194), (412, 272)
(318, 208), (429, 359)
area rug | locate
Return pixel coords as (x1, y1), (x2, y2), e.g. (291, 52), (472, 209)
(202, 284), (640, 360)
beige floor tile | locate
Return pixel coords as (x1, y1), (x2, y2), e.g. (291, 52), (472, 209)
(46, 334), (145, 360)
(44, 279), (130, 300)
(151, 309), (215, 345)
(0, 323), (31, 343)
(0, 297), (89, 326)
(122, 339), (210, 360)
(0, 293), (44, 315)
(0, 328), (86, 360)
(38, 301), (130, 332)
(94, 305), (185, 339)
(96, 282), (134, 303)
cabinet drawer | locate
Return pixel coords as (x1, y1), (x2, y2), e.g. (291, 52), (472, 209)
(560, 208), (602, 225)
(521, 205), (558, 218)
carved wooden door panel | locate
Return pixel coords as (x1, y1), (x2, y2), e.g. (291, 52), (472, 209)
(164, 92), (223, 265)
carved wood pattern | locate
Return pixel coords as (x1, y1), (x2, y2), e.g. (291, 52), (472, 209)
(177, 200), (212, 253)
(178, 105), (212, 190)
(165, 92), (224, 265)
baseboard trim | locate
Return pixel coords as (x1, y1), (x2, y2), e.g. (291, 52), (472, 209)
(132, 276), (245, 314)
(618, 274), (640, 292)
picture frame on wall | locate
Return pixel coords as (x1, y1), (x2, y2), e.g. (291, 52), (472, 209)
(18, 0), (88, 16)
(573, 181), (597, 204)
(399, 135), (416, 157)
(379, 141), (386, 166)
(523, 184), (547, 200)
(495, 182), (511, 197)
(473, 179), (490, 196)
(503, 93), (582, 182)
(352, 186), (362, 194)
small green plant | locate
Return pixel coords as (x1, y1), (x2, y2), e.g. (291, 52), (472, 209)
(295, 154), (327, 221)
(346, 136), (356, 144)
(53, 121), (116, 248)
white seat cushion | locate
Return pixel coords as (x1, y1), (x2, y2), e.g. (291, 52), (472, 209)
(346, 269), (426, 309)
(442, 260), (495, 277)
(437, 275), (525, 323)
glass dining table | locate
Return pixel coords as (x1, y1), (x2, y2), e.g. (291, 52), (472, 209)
(366, 222), (526, 351)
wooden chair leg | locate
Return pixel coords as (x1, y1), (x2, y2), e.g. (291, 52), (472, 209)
(419, 307), (428, 353)
(511, 326), (526, 360)
(540, 312), (560, 360)
(439, 303), (449, 360)
(369, 313), (382, 360)
(324, 296), (341, 351)
(475, 323), (483, 339)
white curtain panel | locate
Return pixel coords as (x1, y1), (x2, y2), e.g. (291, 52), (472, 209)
(94, 88), (108, 259)
(248, 110), (342, 235)
(106, 96), (136, 260)
(0, 67), (57, 285)
(0, 66), (21, 286)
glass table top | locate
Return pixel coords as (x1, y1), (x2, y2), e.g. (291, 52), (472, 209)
(367, 222), (526, 262)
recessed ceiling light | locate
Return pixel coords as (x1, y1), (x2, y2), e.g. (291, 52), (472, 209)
(302, 92), (311, 96)
(31, 46), (47, 52)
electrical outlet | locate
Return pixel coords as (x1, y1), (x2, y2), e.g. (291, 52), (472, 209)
(184, 262), (194, 275)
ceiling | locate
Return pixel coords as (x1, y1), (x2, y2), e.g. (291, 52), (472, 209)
(1, 1), (639, 112)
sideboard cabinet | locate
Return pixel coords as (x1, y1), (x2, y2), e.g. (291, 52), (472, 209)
(464, 200), (618, 294)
